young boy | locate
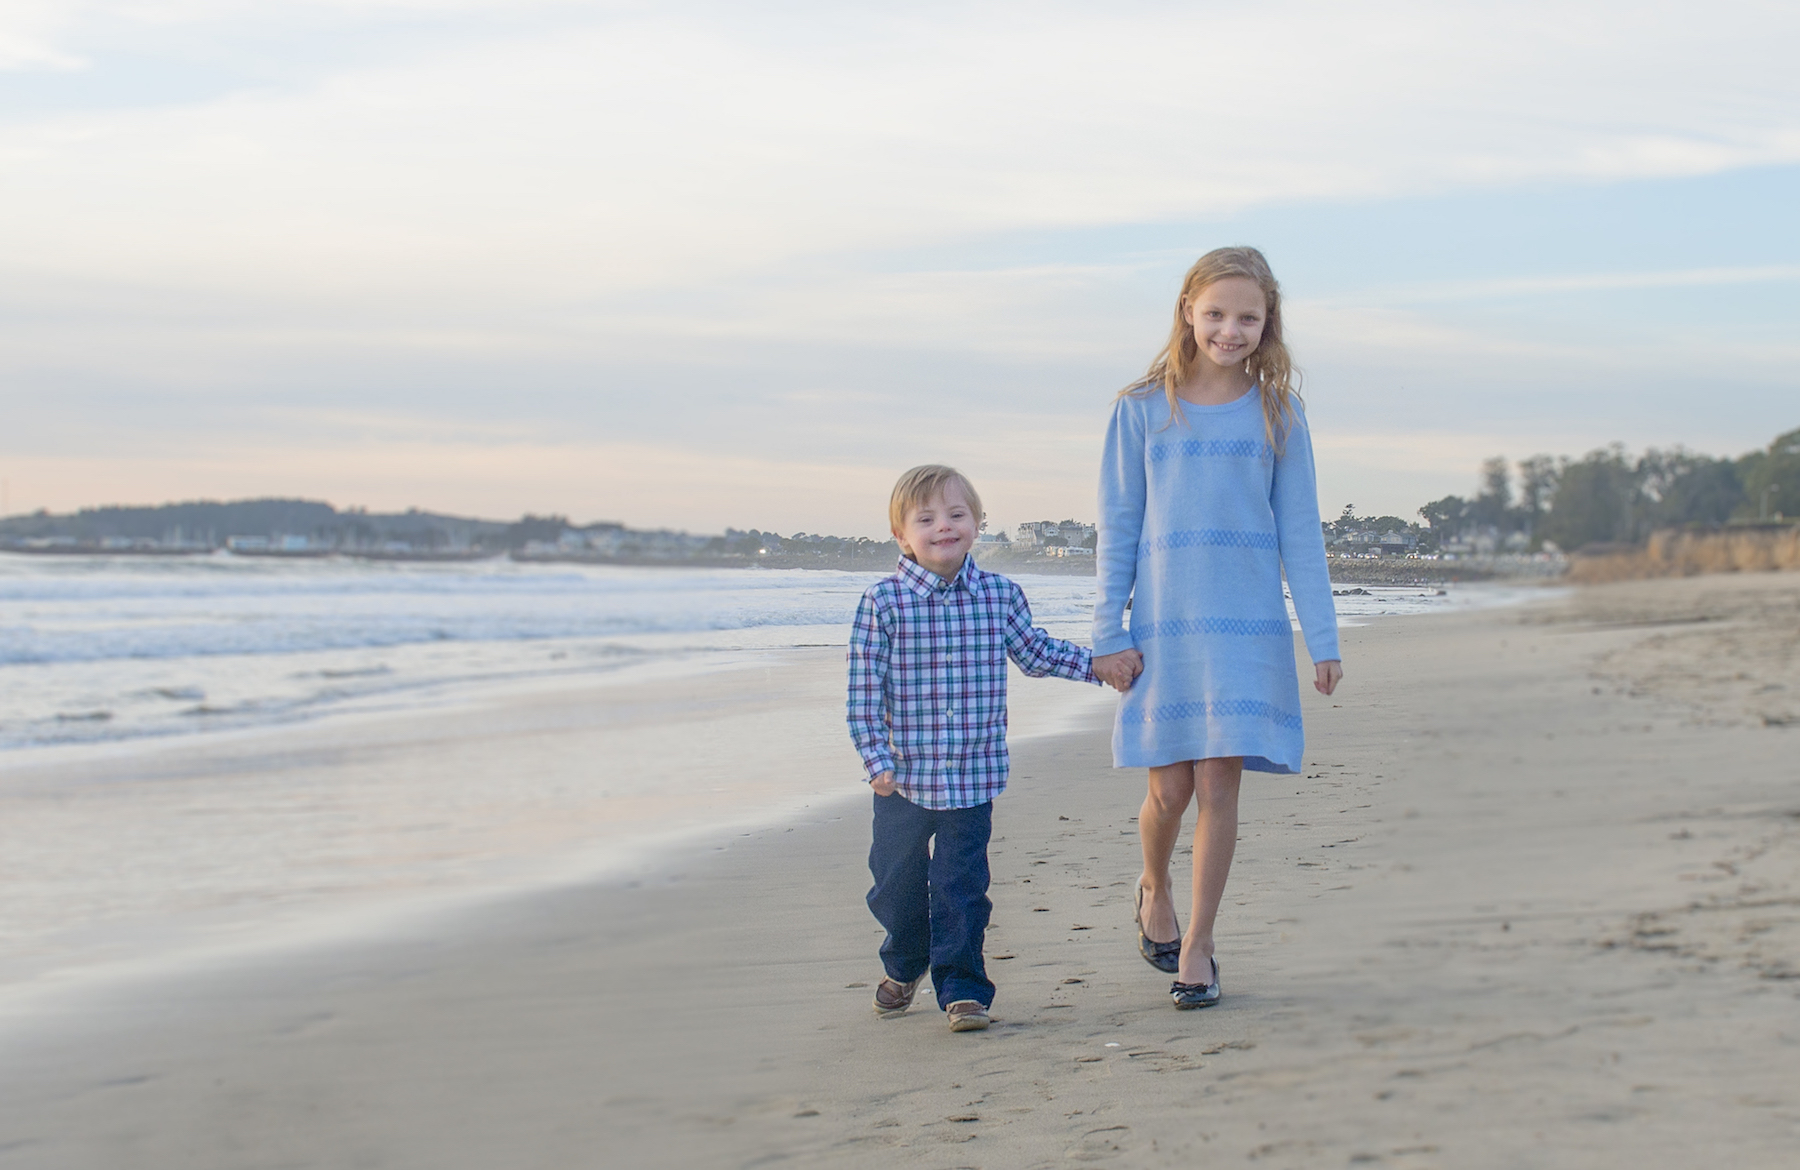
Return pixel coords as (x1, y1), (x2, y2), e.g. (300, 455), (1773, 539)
(846, 465), (1140, 1032)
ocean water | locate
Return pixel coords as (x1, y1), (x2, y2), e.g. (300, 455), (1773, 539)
(0, 552), (1539, 1011)
(0, 553), (1490, 754)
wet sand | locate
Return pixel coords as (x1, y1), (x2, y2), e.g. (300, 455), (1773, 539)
(0, 649), (1102, 1000)
(1, 574), (1797, 1168)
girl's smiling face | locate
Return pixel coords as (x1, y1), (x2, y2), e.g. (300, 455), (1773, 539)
(894, 486), (978, 580)
(1183, 276), (1268, 370)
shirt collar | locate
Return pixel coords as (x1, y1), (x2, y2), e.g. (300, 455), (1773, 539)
(896, 554), (982, 600)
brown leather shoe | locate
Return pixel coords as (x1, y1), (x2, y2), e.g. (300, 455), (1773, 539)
(873, 976), (921, 1017)
(945, 999), (990, 1031)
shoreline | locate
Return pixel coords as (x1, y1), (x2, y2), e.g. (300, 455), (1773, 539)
(1, 575), (1795, 1165)
(0, 554), (1503, 758)
(0, 545), (1551, 583)
(0, 643), (1116, 1011)
(0, 581), (1543, 1004)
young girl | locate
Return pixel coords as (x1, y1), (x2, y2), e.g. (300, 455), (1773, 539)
(1089, 246), (1343, 1009)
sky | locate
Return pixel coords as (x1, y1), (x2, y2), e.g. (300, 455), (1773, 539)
(2, 0), (1797, 538)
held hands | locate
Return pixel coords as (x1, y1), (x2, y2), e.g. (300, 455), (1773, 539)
(869, 649), (1150, 796)
(1092, 648), (1144, 693)
(1314, 659), (1343, 696)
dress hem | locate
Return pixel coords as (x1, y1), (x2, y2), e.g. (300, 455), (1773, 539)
(1110, 751), (1299, 775)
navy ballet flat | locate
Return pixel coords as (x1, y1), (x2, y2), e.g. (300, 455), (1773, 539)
(1135, 883), (1182, 974)
(1171, 957), (1220, 1010)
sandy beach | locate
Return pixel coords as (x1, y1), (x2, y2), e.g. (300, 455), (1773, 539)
(2, 572), (1797, 1168)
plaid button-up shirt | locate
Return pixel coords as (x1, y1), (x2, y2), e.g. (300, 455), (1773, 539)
(847, 556), (1099, 810)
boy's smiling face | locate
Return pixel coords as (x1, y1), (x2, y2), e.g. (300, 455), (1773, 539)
(894, 485), (978, 581)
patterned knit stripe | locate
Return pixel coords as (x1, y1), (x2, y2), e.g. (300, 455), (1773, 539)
(1119, 697), (1304, 731)
(1131, 617), (1291, 639)
(1147, 438), (1271, 463)
(1139, 528), (1280, 556)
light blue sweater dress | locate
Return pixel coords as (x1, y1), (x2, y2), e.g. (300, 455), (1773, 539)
(1093, 386), (1339, 774)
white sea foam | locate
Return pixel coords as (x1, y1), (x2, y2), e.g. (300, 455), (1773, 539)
(0, 553), (1522, 751)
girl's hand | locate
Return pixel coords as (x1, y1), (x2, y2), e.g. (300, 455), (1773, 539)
(1093, 649), (1143, 693)
(870, 771), (897, 796)
(1314, 660), (1343, 696)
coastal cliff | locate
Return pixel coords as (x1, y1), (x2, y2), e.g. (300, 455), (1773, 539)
(1568, 524), (1800, 583)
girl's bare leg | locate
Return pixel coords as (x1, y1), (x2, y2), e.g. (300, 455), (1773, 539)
(1137, 763), (1195, 943)
(1178, 757), (1243, 985)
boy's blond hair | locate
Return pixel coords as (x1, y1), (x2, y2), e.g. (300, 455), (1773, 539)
(889, 464), (983, 535)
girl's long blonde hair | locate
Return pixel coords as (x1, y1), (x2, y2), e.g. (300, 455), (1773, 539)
(1122, 246), (1301, 451)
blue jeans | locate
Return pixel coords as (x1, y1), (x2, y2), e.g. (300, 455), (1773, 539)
(866, 793), (995, 1010)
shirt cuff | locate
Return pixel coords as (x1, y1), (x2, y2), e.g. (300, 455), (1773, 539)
(859, 749), (896, 781)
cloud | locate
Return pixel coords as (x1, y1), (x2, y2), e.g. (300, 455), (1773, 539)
(1363, 264), (1800, 304)
(0, 2), (87, 71)
(3, 2), (1798, 524)
(4, 2), (1799, 301)
(0, 37), (85, 71)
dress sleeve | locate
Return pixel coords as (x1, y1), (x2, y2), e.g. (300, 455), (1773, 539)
(1003, 582), (1100, 684)
(1271, 408), (1341, 664)
(1093, 396), (1146, 657)
(846, 590), (897, 780)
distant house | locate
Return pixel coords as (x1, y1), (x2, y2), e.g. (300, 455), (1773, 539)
(1056, 520), (1095, 545)
(1330, 528), (1419, 557)
(974, 532), (1011, 547)
(1015, 520), (1096, 549)
(1439, 526), (1498, 557)
(224, 533), (316, 554)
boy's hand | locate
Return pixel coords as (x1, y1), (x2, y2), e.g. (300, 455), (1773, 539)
(1314, 660), (1343, 696)
(1093, 648), (1144, 693)
(869, 771), (897, 796)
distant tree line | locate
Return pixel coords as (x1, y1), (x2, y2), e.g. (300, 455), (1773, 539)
(11, 426), (1795, 561)
(1418, 426), (1800, 552)
(0, 500), (643, 553)
(711, 528), (898, 559)
(0, 500), (906, 562)
(1322, 507), (1423, 547)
